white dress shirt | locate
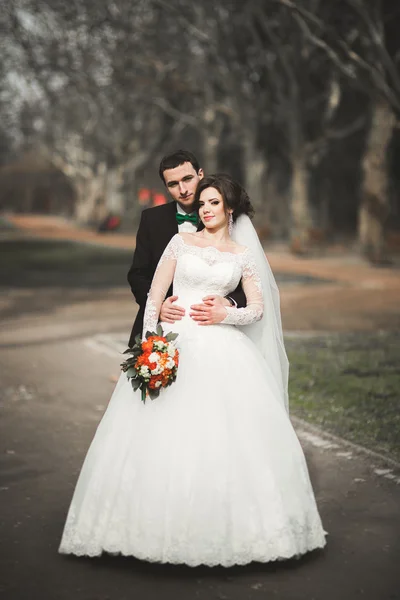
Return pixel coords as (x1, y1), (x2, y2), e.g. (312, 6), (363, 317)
(176, 203), (198, 234)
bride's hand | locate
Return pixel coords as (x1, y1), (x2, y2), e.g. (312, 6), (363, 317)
(189, 299), (228, 325)
(202, 295), (231, 308)
(160, 296), (185, 323)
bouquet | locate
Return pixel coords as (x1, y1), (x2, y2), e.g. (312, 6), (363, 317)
(121, 324), (179, 403)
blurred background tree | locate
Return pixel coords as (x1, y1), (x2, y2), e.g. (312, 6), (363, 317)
(1, 0), (399, 261)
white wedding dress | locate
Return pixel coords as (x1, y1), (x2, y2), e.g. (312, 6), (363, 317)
(59, 234), (326, 566)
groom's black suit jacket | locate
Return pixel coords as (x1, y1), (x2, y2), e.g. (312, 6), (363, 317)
(127, 201), (246, 346)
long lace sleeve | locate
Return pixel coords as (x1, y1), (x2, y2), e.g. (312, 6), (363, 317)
(221, 248), (264, 326)
(142, 234), (182, 338)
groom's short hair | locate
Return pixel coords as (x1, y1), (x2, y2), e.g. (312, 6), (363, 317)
(159, 150), (201, 183)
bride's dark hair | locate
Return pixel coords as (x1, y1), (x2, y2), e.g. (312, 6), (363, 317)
(193, 174), (254, 222)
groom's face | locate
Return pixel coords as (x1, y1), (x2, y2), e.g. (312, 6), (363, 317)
(163, 162), (204, 213)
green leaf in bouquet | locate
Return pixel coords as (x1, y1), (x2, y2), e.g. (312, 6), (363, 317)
(156, 323), (163, 336)
(124, 343), (142, 355)
(134, 334), (142, 345)
(141, 386), (146, 403)
(148, 388), (160, 401)
(145, 330), (158, 340)
(131, 378), (141, 391)
(125, 356), (136, 365)
(166, 332), (179, 342)
(125, 367), (137, 378)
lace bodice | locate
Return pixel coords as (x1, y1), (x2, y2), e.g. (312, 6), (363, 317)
(142, 234), (264, 337)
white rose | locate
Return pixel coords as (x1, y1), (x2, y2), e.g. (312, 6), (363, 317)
(154, 341), (166, 351)
(166, 358), (175, 369)
(139, 366), (150, 380)
(155, 380), (162, 388)
(151, 365), (163, 375)
(167, 344), (176, 357)
(148, 352), (160, 363)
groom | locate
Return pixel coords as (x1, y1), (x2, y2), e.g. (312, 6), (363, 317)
(127, 150), (246, 346)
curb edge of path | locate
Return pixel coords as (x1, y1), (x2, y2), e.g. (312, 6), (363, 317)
(292, 415), (400, 473)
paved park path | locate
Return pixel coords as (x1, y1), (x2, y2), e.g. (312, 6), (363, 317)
(0, 214), (399, 600)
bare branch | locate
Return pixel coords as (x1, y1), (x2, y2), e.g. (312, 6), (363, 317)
(274, 0), (324, 29)
(152, 0), (210, 42)
(327, 114), (367, 140)
(152, 97), (199, 127)
(291, 12), (356, 80)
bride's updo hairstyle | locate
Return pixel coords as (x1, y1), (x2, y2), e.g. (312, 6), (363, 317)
(193, 174), (254, 223)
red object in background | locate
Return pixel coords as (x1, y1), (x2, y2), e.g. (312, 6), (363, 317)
(152, 192), (167, 206)
(98, 213), (121, 232)
(107, 215), (121, 229)
(138, 187), (151, 205)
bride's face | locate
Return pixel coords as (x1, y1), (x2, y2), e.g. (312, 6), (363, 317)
(198, 187), (230, 231)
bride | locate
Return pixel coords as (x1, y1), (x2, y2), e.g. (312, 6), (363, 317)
(59, 174), (326, 566)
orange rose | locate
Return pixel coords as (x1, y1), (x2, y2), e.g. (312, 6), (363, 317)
(142, 340), (154, 353)
(148, 374), (163, 389)
(136, 352), (153, 368)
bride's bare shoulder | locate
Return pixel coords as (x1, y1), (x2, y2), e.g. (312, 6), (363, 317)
(177, 232), (199, 244)
(228, 241), (247, 254)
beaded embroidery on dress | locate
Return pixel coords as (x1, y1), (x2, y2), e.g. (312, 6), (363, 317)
(59, 234), (326, 566)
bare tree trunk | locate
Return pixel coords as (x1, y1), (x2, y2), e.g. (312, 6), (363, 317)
(358, 98), (395, 262)
(202, 94), (222, 174)
(202, 128), (220, 173)
(290, 152), (312, 253)
(241, 125), (270, 242)
(47, 149), (108, 225)
(74, 169), (106, 224)
(105, 166), (125, 215)
(242, 128), (268, 213)
(286, 95), (313, 253)
(265, 166), (290, 238)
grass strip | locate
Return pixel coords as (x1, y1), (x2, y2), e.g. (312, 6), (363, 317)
(287, 332), (400, 462)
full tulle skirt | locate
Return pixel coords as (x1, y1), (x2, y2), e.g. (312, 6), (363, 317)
(59, 322), (326, 566)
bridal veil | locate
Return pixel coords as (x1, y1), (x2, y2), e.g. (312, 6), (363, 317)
(232, 215), (289, 413)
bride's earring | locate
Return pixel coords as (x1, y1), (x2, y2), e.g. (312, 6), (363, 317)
(228, 212), (233, 235)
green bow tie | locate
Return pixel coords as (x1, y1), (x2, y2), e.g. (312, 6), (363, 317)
(176, 212), (198, 225)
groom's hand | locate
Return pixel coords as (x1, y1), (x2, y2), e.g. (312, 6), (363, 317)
(190, 295), (230, 325)
(160, 296), (185, 323)
(202, 295), (231, 308)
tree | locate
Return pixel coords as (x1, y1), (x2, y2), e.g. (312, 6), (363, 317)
(281, 0), (400, 260)
(6, 0), (182, 221)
